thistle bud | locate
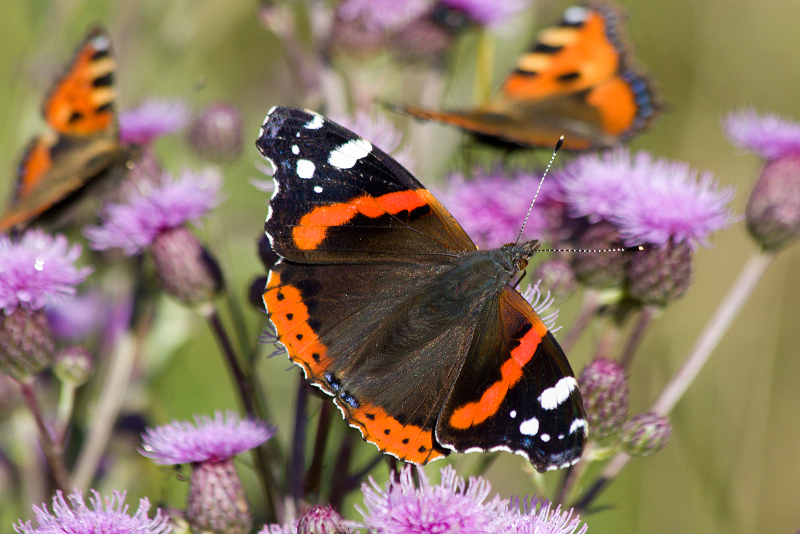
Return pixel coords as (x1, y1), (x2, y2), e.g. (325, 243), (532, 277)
(626, 241), (692, 306)
(619, 413), (672, 457)
(186, 459), (251, 534)
(150, 227), (224, 306)
(577, 358), (628, 440)
(187, 103), (244, 163)
(0, 308), (54, 380)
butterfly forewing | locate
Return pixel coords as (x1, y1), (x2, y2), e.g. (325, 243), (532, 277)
(256, 107), (475, 264)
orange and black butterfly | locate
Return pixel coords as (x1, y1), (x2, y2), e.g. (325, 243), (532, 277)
(391, 1), (663, 150)
(0, 27), (128, 232)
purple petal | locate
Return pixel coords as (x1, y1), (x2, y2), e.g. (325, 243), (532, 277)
(723, 109), (800, 160)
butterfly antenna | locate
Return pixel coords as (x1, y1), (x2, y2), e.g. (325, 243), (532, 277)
(539, 245), (644, 253)
(515, 136), (564, 245)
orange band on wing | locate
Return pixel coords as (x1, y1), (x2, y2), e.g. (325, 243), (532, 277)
(293, 189), (429, 249)
(263, 271), (332, 378)
(17, 139), (53, 198)
(343, 402), (446, 464)
(587, 77), (638, 135)
(448, 323), (544, 429)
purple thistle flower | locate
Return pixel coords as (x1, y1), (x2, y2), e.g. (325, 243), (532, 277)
(337, 0), (433, 30)
(436, 167), (561, 248)
(85, 168), (223, 256)
(558, 149), (737, 249)
(440, 0), (531, 27)
(258, 524), (297, 534)
(14, 489), (171, 534)
(501, 498), (587, 534)
(723, 109), (800, 161)
(330, 111), (416, 171)
(358, 464), (507, 534)
(0, 230), (92, 315)
(120, 99), (190, 145)
(140, 411), (276, 465)
(47, 290), (110, 340)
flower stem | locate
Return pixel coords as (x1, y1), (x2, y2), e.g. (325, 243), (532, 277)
(18, 380), (69, 493)
(288, 378), (309, 501)
(618, 305), (658, 370)
(572, 250), (776, 512)
(304, 398), (334, 496)
(561, 290), (602, 353)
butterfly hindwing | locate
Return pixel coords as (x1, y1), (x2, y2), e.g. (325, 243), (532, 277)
(0, 26), (125, 232)
(393, 0), (661, 149)
(438, 286), (587, 471)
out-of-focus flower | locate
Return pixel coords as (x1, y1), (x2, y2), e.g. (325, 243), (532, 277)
(337, 0), (433, 30)
(578, 358), (628, 440)
(141, 412), (276, 534)
(297, 505), (351, 534)
(48, 290), (110, 341)
(187, 103), (244, 162)
(0, 230), (92, 315)
(436, 167), (562, 248)
(14, 489), (170, 534)
(439, 0), (531, 27)
(530, 258), (577, 305)
(120, 99), (190, 145)
(358, 464), (507, 533)
(85, 168), (223, 256)
(724, 109), (800, 250)
(54, 346), (93, 386)
(619, 412), (672, 457)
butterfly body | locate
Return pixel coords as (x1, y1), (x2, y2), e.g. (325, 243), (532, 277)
(257, 107), (587, 471)
(0, 27), (126, 232)
(392, 1), (661, 150)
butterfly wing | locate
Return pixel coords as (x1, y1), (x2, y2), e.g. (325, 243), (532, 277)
(0, 26), (124, 232)
(256, 106), (476, 263)
(437, 285), (587, 472)
(394, 1), (661, 149)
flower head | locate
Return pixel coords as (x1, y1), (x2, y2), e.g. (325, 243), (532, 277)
(120, 99), (190, 145)
(358, 464), (507, 534)
(85, 168), (223, 255)
(0, 230), (92, 315)
(187, 103), (244, 162)
(14, 489), (170, 534)
(440, 0), (531, 27)
(501, 498), (587, 534)
(337, 0), (433, 30)
(140, 411), (276, 465)
(558, 149), (737, 249)
(436, 167), (561, 248)
(723, 109), (800, 161)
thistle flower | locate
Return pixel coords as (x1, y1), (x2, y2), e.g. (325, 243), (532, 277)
(337, 0), (433, 31)
(297, 505), (351, 534)
(436, 168), (561, 249)
(619, 412), (672, 457)
(141, 412), (276, 534)
(120, 99), (190, 145)
(0, 231), (93, 315)
(501, 498), (587, 534)
(577, 358), (628, 440)
(85, 168), (224, 305)
(358, 464), (507, 534)
(187, 103), (244, 162)
(724, 109), (800, 250)
(14, 489), (170, 534)
(0, 231), (91, 379)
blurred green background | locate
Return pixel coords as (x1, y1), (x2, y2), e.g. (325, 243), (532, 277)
(1, 0), (800, 533)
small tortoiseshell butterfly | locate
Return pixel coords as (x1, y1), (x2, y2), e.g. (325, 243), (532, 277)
(256, 107), (587, 471)
(391, 1), (662, 150)
(0, 27), (127, 232)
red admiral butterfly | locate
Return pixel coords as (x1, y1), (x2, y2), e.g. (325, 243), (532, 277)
(256, 107), (587, 471)
(391, 1), (662, 150)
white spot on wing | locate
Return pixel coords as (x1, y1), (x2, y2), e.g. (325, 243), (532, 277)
(510, 410), (517, 419)
(267, 105), (277, 116)
(328, 138), (372, 169)
(291, 145), (299, 155)
(541, 433), (550, 442)
(304, 114), (323, 129)
(313, 185), (323, 193)
(92, 35), (111, 51)
(563, 6), (589, 24)
(570, 418), (588, 434)
(519, 417), (539, 436)
(538, 377), (578, 410)
(296, 159), (315, 179)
